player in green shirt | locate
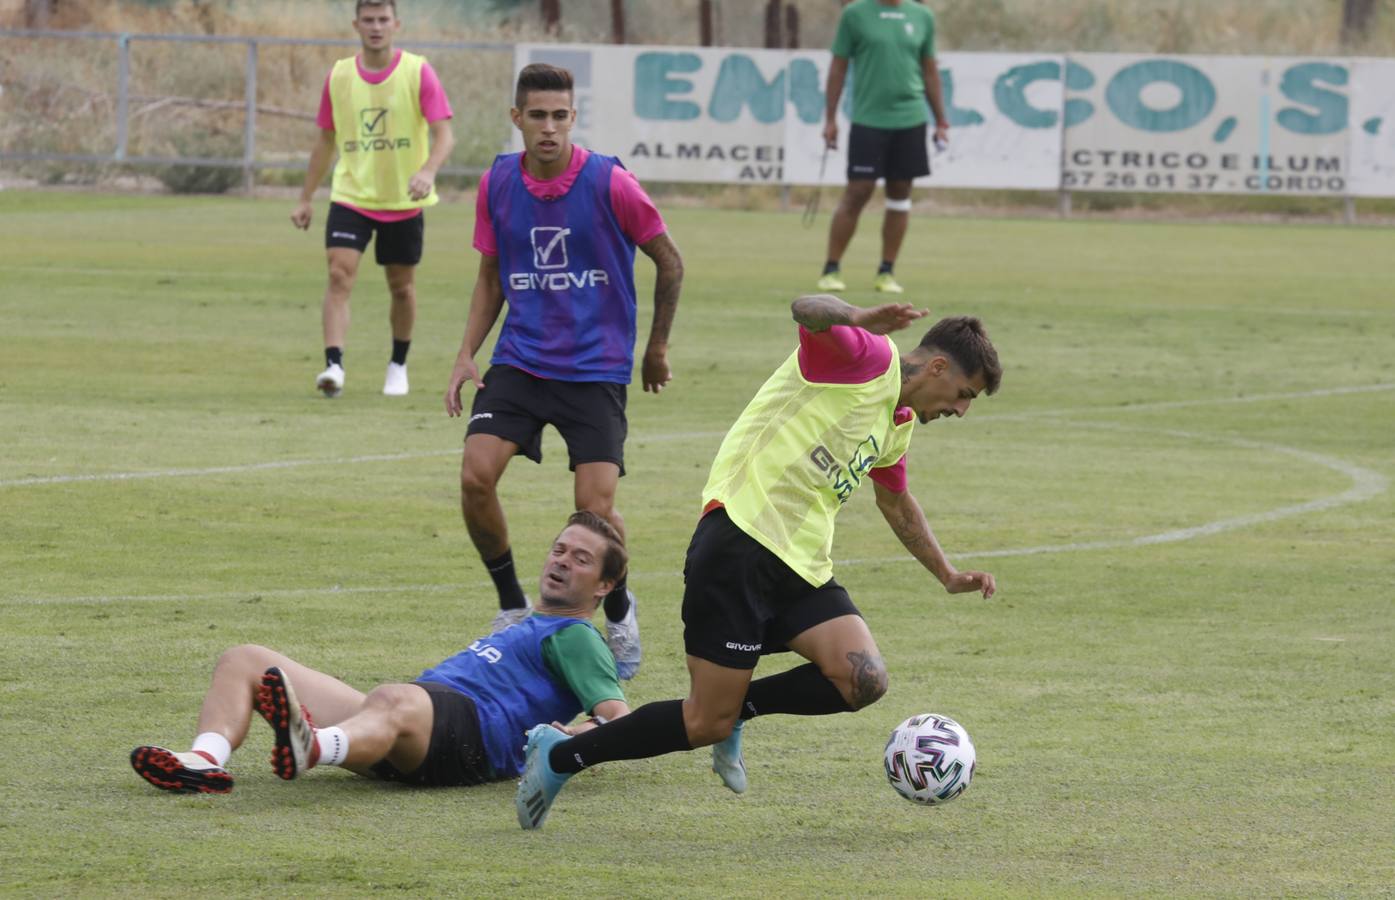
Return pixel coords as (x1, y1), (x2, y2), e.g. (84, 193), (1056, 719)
(817, 0), (948, 295)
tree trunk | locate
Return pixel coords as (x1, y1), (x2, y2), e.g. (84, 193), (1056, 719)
(611, 0), (625, 43)
(784, 3), (800, 48)
(541, 0), (561, 36)
(698, 0), (713, 46)
(1341, 0), (1377, 47)
(763, 0), (782, 49)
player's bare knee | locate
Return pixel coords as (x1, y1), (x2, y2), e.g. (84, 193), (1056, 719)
(363, 684), (418, 726)
(216, 643), (274, 677)
(459, 462), (498, 501)
(327, 264), (356, 293)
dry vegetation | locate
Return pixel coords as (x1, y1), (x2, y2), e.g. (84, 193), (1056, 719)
(18, 0), (1395, 54)
(3, 0), (1393, 210)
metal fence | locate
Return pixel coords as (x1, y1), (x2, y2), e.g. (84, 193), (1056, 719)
(0, 29), (515, 191)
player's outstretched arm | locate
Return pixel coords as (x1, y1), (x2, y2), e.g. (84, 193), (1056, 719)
(551, 698), (631, 736)
(791, 295), (928, 334)
(873, 482), (996, 599)
(444, 254), (504, 416)
(637, 232), (683, 394)
(291, 128), (338, 230)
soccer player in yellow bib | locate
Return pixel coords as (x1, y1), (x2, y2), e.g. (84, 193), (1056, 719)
(515, 294), (1002, 829)
(290, 0), (455, 398)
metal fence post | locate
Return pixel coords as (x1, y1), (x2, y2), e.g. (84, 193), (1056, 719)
(115, 33), (130, 160)
(241, 39), (258, 192)
(243, 39), (258, 194)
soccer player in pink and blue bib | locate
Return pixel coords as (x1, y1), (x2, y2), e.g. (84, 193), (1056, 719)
(444, 64), (684, 681)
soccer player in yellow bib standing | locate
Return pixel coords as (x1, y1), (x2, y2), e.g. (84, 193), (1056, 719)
(515, 295), (1002, 829)
(291, 0), (455, 398)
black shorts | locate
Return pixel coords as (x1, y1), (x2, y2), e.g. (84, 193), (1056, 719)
(369, 682), (495, 787)
(466, 364), (627, 475)
(324, 202), (425, 266)
(681, 507), (861, 669)
(846, 123), (930, 182)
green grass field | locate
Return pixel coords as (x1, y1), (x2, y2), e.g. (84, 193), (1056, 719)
(1, 190), (1392, 897)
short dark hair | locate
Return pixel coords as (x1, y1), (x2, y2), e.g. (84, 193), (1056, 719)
(564, 510), (628, 588)
(917, 316), (1002, 395)
(355, 0), (395, 17)
(515, 63), (574, 109)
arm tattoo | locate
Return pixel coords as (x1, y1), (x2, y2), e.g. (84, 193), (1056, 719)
(846, 650), (888, 709)
(791, 294), (856, 332)
(887, 502), (933, 558)
(640, 235), (683, 346)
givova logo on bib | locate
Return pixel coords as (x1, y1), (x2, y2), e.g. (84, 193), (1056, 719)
(342, 107), (411, 153)
(508, 226), (613, 291)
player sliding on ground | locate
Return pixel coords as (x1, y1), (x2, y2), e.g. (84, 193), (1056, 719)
(131, 513), (629, 794)
(515, 296), (1002, 829)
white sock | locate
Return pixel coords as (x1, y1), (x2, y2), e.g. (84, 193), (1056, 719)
(191, 732), (232, 766)
(315, 726), (350, 768)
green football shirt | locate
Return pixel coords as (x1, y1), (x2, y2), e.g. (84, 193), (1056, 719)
(830, 0), (938, 130)
(540, 617), (626, 714)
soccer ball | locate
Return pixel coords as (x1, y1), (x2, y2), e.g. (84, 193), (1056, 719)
(883, 713), (976, 805)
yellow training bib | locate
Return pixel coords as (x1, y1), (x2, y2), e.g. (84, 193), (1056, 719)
(702, 336), (914, 586)
(328, 51), (436, 210)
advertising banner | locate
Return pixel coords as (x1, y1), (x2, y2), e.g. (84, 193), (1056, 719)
(516, 43), (791, 184)
(1062, 53), (1351, 195)
(1349, 59), (1395, 197)
(513, 44), (1393, 199)
(783, 51), (1064, 189)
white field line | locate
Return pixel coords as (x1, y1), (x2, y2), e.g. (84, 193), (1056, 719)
(3, 382), (1393, 490)
(3, 386), (1389, 606)
(876, 424), (1388, 564)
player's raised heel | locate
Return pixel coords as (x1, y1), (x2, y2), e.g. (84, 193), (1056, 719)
(130, 745), (233, 794)
(490, 604), (532, 634)
(711, 719), (747, 794)
(255, 666), (318, 780)
(605, 591), (641, 680)
(515, 724), (573, 830)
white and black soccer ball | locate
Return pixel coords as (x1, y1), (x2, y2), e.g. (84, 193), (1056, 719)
(883, 713), (976, 805)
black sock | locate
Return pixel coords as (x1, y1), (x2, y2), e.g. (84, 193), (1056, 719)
(325, 346), (343, 367)
(550, 699), (690, 773)
(391, 339), (410, 366)
(483, 549), (528, 610)
(822, 260), (840, 276)
(877, 260), (894, 275)
(738, 663), (853, 719)
(603, 573), (630, 623)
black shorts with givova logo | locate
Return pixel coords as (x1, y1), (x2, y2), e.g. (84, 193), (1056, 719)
(682, 507), (860, 670)
(324, 202), (425, 266)
(466, 364), (628, 475)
